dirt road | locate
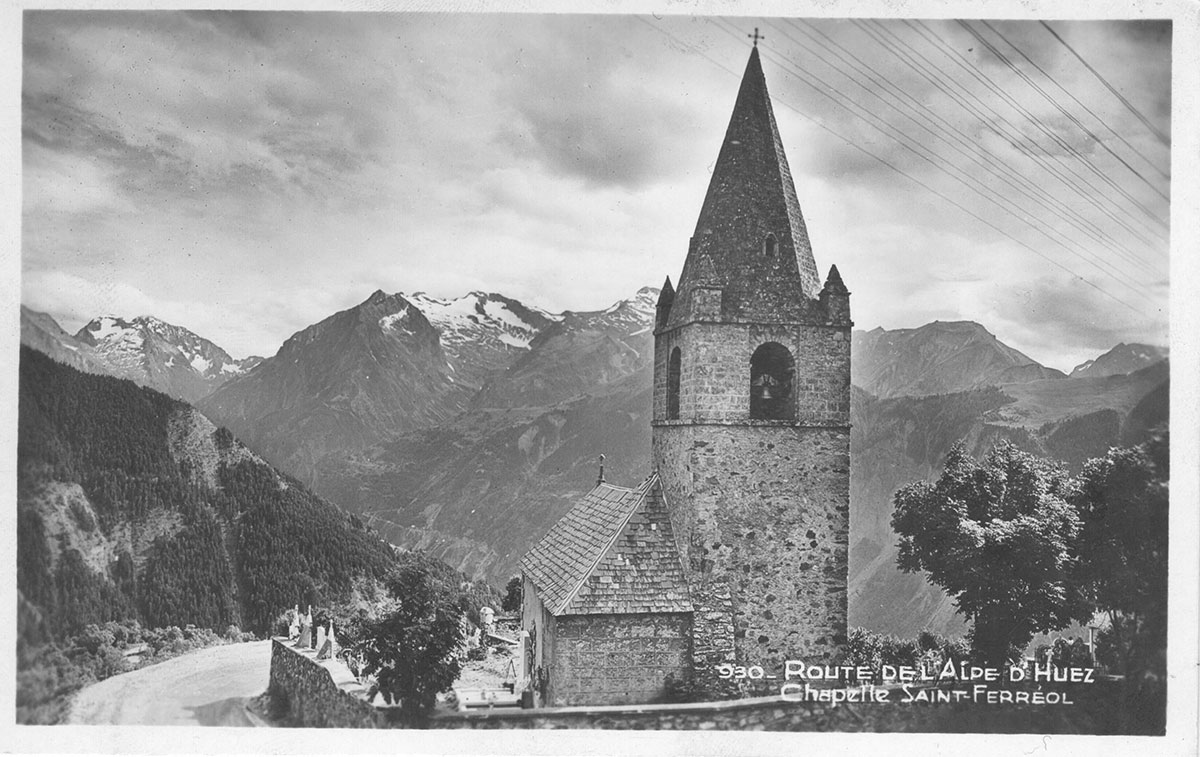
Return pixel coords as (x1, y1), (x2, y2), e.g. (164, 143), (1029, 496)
(67, 640), (273, 726)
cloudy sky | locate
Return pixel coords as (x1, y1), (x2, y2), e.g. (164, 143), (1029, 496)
(20, 11), (1171, 371)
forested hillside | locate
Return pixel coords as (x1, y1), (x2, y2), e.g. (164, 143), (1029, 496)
(17, 346), (398, 642)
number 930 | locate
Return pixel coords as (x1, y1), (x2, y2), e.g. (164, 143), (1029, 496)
(716, 664), (766, 680)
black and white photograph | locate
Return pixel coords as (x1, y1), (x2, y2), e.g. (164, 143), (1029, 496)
(5, 2), (1197, 754)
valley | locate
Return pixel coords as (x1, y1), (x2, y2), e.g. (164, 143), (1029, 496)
(20, 290), (1169, 641)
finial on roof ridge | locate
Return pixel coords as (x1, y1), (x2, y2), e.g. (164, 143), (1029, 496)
(597, 454), (606, 486)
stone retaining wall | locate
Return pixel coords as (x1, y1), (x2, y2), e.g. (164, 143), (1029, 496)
(268, 637), (843, 730)
(267, 638), (1122, 733)
(268, 637), (382, 728)
(431, 693), (842, 730)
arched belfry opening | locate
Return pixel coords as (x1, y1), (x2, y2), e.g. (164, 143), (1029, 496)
(749, 342), (795, 420)
(667, 347), (682, 420)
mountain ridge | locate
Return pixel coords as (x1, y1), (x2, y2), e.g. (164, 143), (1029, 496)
(20, 306), (262, 404)
(17, 345), (397, 639)
(22, 290), (1168, 641)
(1070, 342), (1168, 379)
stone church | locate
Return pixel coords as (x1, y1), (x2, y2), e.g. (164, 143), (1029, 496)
(520, 45), (851, 707)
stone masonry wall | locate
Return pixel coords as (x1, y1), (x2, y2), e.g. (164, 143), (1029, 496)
(652, 423), (850, 678)
(269, 637), (381, 728)
(548, 613), (692, 707)
(653, 322), (850, 426)
(432, 692), (845, 730)
(521, 575), (557, 706)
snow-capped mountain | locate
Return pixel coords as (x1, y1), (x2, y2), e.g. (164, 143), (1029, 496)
(22, 288), (1169, 644)
(402, 292), (557, 394)
(1070, 343), (1169, 379)
(568, 285), (659, 337)
(19, 308), (261, 404)
(470, 286), (660, 409)
(196, 286), (661, 486)
(197, 290), (462, 476)
(71, 315), (261, 403)
(20, 306), (108, 375)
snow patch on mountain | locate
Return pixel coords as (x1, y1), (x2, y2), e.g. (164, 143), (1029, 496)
(379, 305), (412, 334)
(406, 292), (541, 352)
(87, 316), (127, 342)
(566, 287), (660, 338)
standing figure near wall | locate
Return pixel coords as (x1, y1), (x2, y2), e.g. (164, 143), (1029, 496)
(298, 606), (312, 649)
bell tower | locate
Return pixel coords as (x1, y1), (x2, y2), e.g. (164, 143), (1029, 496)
(651, 46), (852, 688)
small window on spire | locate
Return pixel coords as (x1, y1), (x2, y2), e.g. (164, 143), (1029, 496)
(764, 233), (778, 258)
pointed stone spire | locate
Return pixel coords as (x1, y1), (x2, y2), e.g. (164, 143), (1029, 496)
(823, 264), (847, 293)
(656, 277), (675, 308)
(656, 277), (675, 331)
(820, 264), (851, 324)
(670, 47), (821, 328)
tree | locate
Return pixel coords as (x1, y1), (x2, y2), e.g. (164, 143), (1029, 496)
(354, 555), (467, 718)
(500, 576), (522, 613)
(1072, 430), (1168, 679)
(892, 441), (1089, 666)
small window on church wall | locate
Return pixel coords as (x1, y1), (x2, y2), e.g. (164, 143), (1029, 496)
(750, 342), (795, 420)
(764, 233), (778, 258)
(667, 347), (682, 420)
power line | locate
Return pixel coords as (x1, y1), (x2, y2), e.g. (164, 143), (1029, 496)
(961, 21), (1170, 216)
(864, 19), (1165, 263)
(636, 17), (1154, 315)
(735, 22), (1155, 304)
(1039, 20), (1170, 146)
(702, 18), (1149, 313)
(778, 19), (1158, 283)
(977, 20), (1170, 198)
(979, 21), (1168, 182)
(897, 20), (1168, 247)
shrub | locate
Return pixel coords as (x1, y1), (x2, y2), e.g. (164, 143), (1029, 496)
(500, 577), (522, 613)
(352, 556), (467, 718)
(77, 625), (116, 655)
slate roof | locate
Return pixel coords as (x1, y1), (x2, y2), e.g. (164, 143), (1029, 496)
(520, 473), (692, 617)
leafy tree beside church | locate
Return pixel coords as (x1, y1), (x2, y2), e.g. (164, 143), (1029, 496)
(892, 442), (1090, 665)
(893, 432), (1169, 676)
(1071, 429), (1168, 680)
(351, 552), (470, 718)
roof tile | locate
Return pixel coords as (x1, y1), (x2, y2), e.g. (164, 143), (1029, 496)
(520, 473), (692, 616)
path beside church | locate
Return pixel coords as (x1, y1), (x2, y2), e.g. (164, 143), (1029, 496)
(67, 640), (273, 726)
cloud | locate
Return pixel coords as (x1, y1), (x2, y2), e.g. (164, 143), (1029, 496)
(18, 14), (1171, 367)
(22, 11), (402, 213)
(987, 273), (1168, 369)
(22, 270), (160, 330)
(497, 19), (705, 190)
(23, 142), (136, 215)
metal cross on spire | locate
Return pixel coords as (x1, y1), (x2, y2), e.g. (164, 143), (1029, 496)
(748, 27), (764, 47)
